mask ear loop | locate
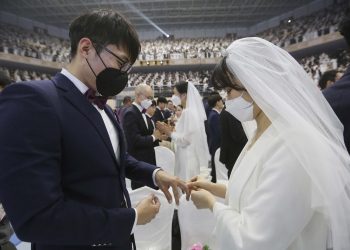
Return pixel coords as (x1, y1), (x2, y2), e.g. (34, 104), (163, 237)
(86, 59), (97, 77)
(92, 43), (108, 68)
(241, 91), (254, 107)
(85, 43), (104, 78)
(86, 44), (107, 97)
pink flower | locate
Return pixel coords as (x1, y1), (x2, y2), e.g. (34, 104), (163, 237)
(190, 243), (203, 250)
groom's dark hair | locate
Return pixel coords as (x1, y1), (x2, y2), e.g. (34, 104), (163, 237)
(69, 9), (140, 63)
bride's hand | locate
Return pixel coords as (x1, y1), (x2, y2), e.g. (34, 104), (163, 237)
(191, 189), (215, 210)
(187, 175), (212, 193)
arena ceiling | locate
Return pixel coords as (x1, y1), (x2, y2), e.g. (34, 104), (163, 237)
(0, 0), (315, 30)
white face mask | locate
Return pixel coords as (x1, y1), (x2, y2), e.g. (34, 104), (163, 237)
(225, 94), (254, 122)
(140, 99), (153, 110)
(171, 95), (181, 106)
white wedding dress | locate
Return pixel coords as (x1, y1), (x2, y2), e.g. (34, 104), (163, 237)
(212, 125), (329, 250)
(171, 82), (211, 181)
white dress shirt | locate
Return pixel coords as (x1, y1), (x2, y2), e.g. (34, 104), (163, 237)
(212, 108), (221, 114)
(132, 102), (149, 129)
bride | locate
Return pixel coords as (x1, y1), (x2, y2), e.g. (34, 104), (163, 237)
(157, 81), (211, 181)
(188, 37), (350, 250)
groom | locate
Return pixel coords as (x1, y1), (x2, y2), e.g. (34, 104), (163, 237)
(0, 10), (188, 250)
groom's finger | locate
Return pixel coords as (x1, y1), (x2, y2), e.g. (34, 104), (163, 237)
(177, 181), (190, 201)
(171, 184), (180, 205)
(161, 187), (173, 204)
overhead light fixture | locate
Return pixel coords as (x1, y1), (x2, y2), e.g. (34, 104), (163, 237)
(122, 0), (170, 37)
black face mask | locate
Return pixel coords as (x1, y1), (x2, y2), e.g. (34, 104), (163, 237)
(95, 67), (128, 97)
(86, 51), (128, 97)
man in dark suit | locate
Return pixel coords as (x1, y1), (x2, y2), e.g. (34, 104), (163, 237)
(145, 100), (157, 133)
(207, 94), (224, 182)
(163, 103), (172, 121)
(152, 96), (168, 123)
(323, 17), (350, 154)
(0, 10), (188, 250)
(115, 95), (132, 124)
(123, 84), (164, 189)
(219, 109), (248, 177)
(167, 100), (175, 116)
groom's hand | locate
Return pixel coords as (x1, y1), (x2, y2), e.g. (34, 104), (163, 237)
(155, 170), (189, 205)
(136, 194), (160, 225)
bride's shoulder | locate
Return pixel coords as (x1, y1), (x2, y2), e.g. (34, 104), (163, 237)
(259, 127), (314, 167)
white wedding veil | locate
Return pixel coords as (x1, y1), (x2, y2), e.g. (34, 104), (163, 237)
(185, 81), (211, 165)
(222, 37), (350, 250)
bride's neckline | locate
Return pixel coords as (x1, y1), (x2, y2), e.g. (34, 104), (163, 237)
(246, 124), (273, 152)
(246, 110), (272, 151)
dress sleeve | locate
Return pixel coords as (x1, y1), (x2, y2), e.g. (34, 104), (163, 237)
(171, 109), (195, 147)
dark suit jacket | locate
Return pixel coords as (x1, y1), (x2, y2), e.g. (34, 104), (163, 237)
(219, 109), (248, 176)
(0, 73), (158, 250)
(123, 104), (158, 166)
(163, 109), (172, 120)
(152, 108), (166, 123)
(323, 66), (350, 154)
(207, 109), (221, 156)
(115, 106), (128, 124)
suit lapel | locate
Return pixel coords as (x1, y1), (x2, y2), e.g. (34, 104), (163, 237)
(105, 107), (132, 207)
(52, 74), (118, 166)
(147, 116), (154, 133)
(132, 104), (149, 132)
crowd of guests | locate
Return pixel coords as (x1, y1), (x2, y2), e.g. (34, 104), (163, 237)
(139, 37), (231, 60)
(128, 70), (211, 88)
(0, 23), (70, 63)
(257, 1), (348, 48)
(0, 67), (51, 83)
(1, 47), (349, 93)
(300, 49), (349, 85)
(0, 1), (347, 63)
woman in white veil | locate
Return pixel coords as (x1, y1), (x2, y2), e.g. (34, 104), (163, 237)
(188, 37), (350, 250)
(157, 81), (211, 181)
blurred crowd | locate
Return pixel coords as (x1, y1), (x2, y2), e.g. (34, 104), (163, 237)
(2, 48), (348, 92)
(0, 23), (70, 63)
(0, 2), (347, 63)
(257, 1), (348, 48)
(0, 67), (51, 83)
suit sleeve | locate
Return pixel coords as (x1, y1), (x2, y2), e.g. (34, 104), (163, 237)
(0, 84), (135, 246)
(124, 153), (158, 188)
(123, 110), (154, 149)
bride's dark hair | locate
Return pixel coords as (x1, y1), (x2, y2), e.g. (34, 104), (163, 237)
(211, 56), (246, 91)
(175, 81), (188, 94)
